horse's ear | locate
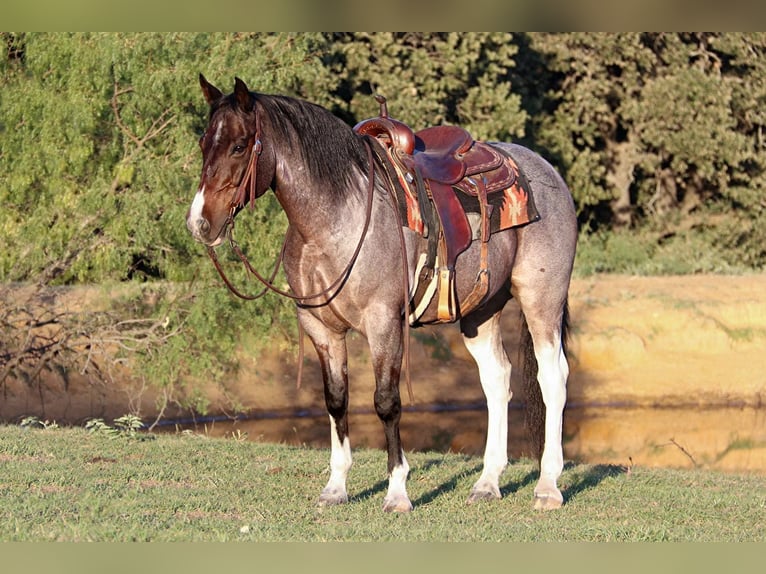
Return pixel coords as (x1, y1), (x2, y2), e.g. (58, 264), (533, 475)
(199, 73), (223, 106)
(234, 77), (254, 112)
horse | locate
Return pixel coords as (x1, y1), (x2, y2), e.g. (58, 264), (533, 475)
(186, 75), (577, 512)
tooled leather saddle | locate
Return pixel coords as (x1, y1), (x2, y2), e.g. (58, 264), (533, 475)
(354, 95), (538, 323)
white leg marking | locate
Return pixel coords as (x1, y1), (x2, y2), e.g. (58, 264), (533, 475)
(462, 314), (511, 503)
(382, 452), (413, 512)
(318, 415), (352, 506)
(533, 338), (568, 510)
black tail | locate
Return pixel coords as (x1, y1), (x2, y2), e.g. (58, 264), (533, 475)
(521, 300), (570, 463)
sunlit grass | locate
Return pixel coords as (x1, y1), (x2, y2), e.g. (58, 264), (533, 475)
(0, 424), (763, 541)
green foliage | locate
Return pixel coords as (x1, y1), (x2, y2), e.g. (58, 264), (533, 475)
(85, 414), (146, 438)
(529, 32), (766, 259)
(575, 227), (749, 276)
(19, 416), (59, 430)
(83, 418), (115, 434)
(575, 230), (655, 276)
(327, 32), (527, 140)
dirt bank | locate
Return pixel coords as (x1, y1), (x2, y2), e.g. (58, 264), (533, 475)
(3, 274), (765, 420)
(176, 273), (766, 416)
(568, 274), (765, 408)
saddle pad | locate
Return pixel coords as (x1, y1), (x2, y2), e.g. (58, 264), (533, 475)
(391, 148), (540, 237)
(456, 152), (540, 235)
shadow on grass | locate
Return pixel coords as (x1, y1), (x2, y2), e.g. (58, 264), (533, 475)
(349, 455), (483, 507)
(561, 462), (628, 503)
(500, 464), (539, 498)
(350, 478), (389, 504)
(348, 458), (627, 508)
(413, 459), (484, 506)
(493, 460), (627, 504)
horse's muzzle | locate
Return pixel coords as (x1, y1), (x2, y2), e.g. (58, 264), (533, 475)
(186, 215), (224, 246)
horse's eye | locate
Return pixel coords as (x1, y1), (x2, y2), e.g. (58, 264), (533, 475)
(232, 144), (246, 155)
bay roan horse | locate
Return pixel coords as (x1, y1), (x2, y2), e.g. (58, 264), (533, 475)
(186, 75), (577, 512)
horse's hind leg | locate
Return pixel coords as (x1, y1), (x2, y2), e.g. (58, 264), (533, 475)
(515, 285), (570, 510)
(299, 310), (353, 507)
(460, 294), (512, 504)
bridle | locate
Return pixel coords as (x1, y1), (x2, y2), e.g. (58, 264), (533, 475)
(204, 109), (376, 306)
(202, 109), (414, 402)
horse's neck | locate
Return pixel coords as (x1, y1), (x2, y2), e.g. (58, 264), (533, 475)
(273, 155), (368, 247)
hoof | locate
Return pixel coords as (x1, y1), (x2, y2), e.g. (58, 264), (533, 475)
(317, 488), (348, 507)
(466, 488), (501, 506)
(382, 495), (413, 513)
(533, 492), (563, 511)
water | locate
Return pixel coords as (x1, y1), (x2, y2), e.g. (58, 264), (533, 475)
(158, 403), (766, 474)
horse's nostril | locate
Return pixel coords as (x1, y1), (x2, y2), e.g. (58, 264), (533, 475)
(187, 216), (211, 238)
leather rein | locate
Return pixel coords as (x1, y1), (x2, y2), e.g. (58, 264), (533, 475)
(204, 112), (413, 402)
(206, 137), (375, 308)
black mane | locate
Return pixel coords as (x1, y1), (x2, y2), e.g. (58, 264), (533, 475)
(253, 94), (369, 198)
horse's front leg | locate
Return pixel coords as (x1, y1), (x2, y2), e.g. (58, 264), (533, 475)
(367, 314), (412, 513)
(300, 311), (353, 507)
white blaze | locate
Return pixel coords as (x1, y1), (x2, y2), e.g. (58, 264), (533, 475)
(188, 186), (206, 227)
(212, 117), (224, 145)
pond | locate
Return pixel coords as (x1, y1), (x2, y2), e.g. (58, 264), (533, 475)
(157, 403), (766, 475)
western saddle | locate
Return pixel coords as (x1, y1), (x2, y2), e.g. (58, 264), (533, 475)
(354, 96), (520, 323)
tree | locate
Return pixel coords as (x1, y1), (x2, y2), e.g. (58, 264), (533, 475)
(325, 32), (527, 141)
(527, 32), (766, 270)
(0, 33), (333, 414)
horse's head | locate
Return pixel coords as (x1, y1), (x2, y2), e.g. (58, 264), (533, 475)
(186, 74), (269, 246)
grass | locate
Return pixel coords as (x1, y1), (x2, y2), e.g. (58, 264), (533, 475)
(0, 424), (764, 542)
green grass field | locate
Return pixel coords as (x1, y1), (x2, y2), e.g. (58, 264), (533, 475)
(0, 424), (763, 542)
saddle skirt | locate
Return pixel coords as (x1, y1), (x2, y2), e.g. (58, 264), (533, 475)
(397, 145), (539, 240)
